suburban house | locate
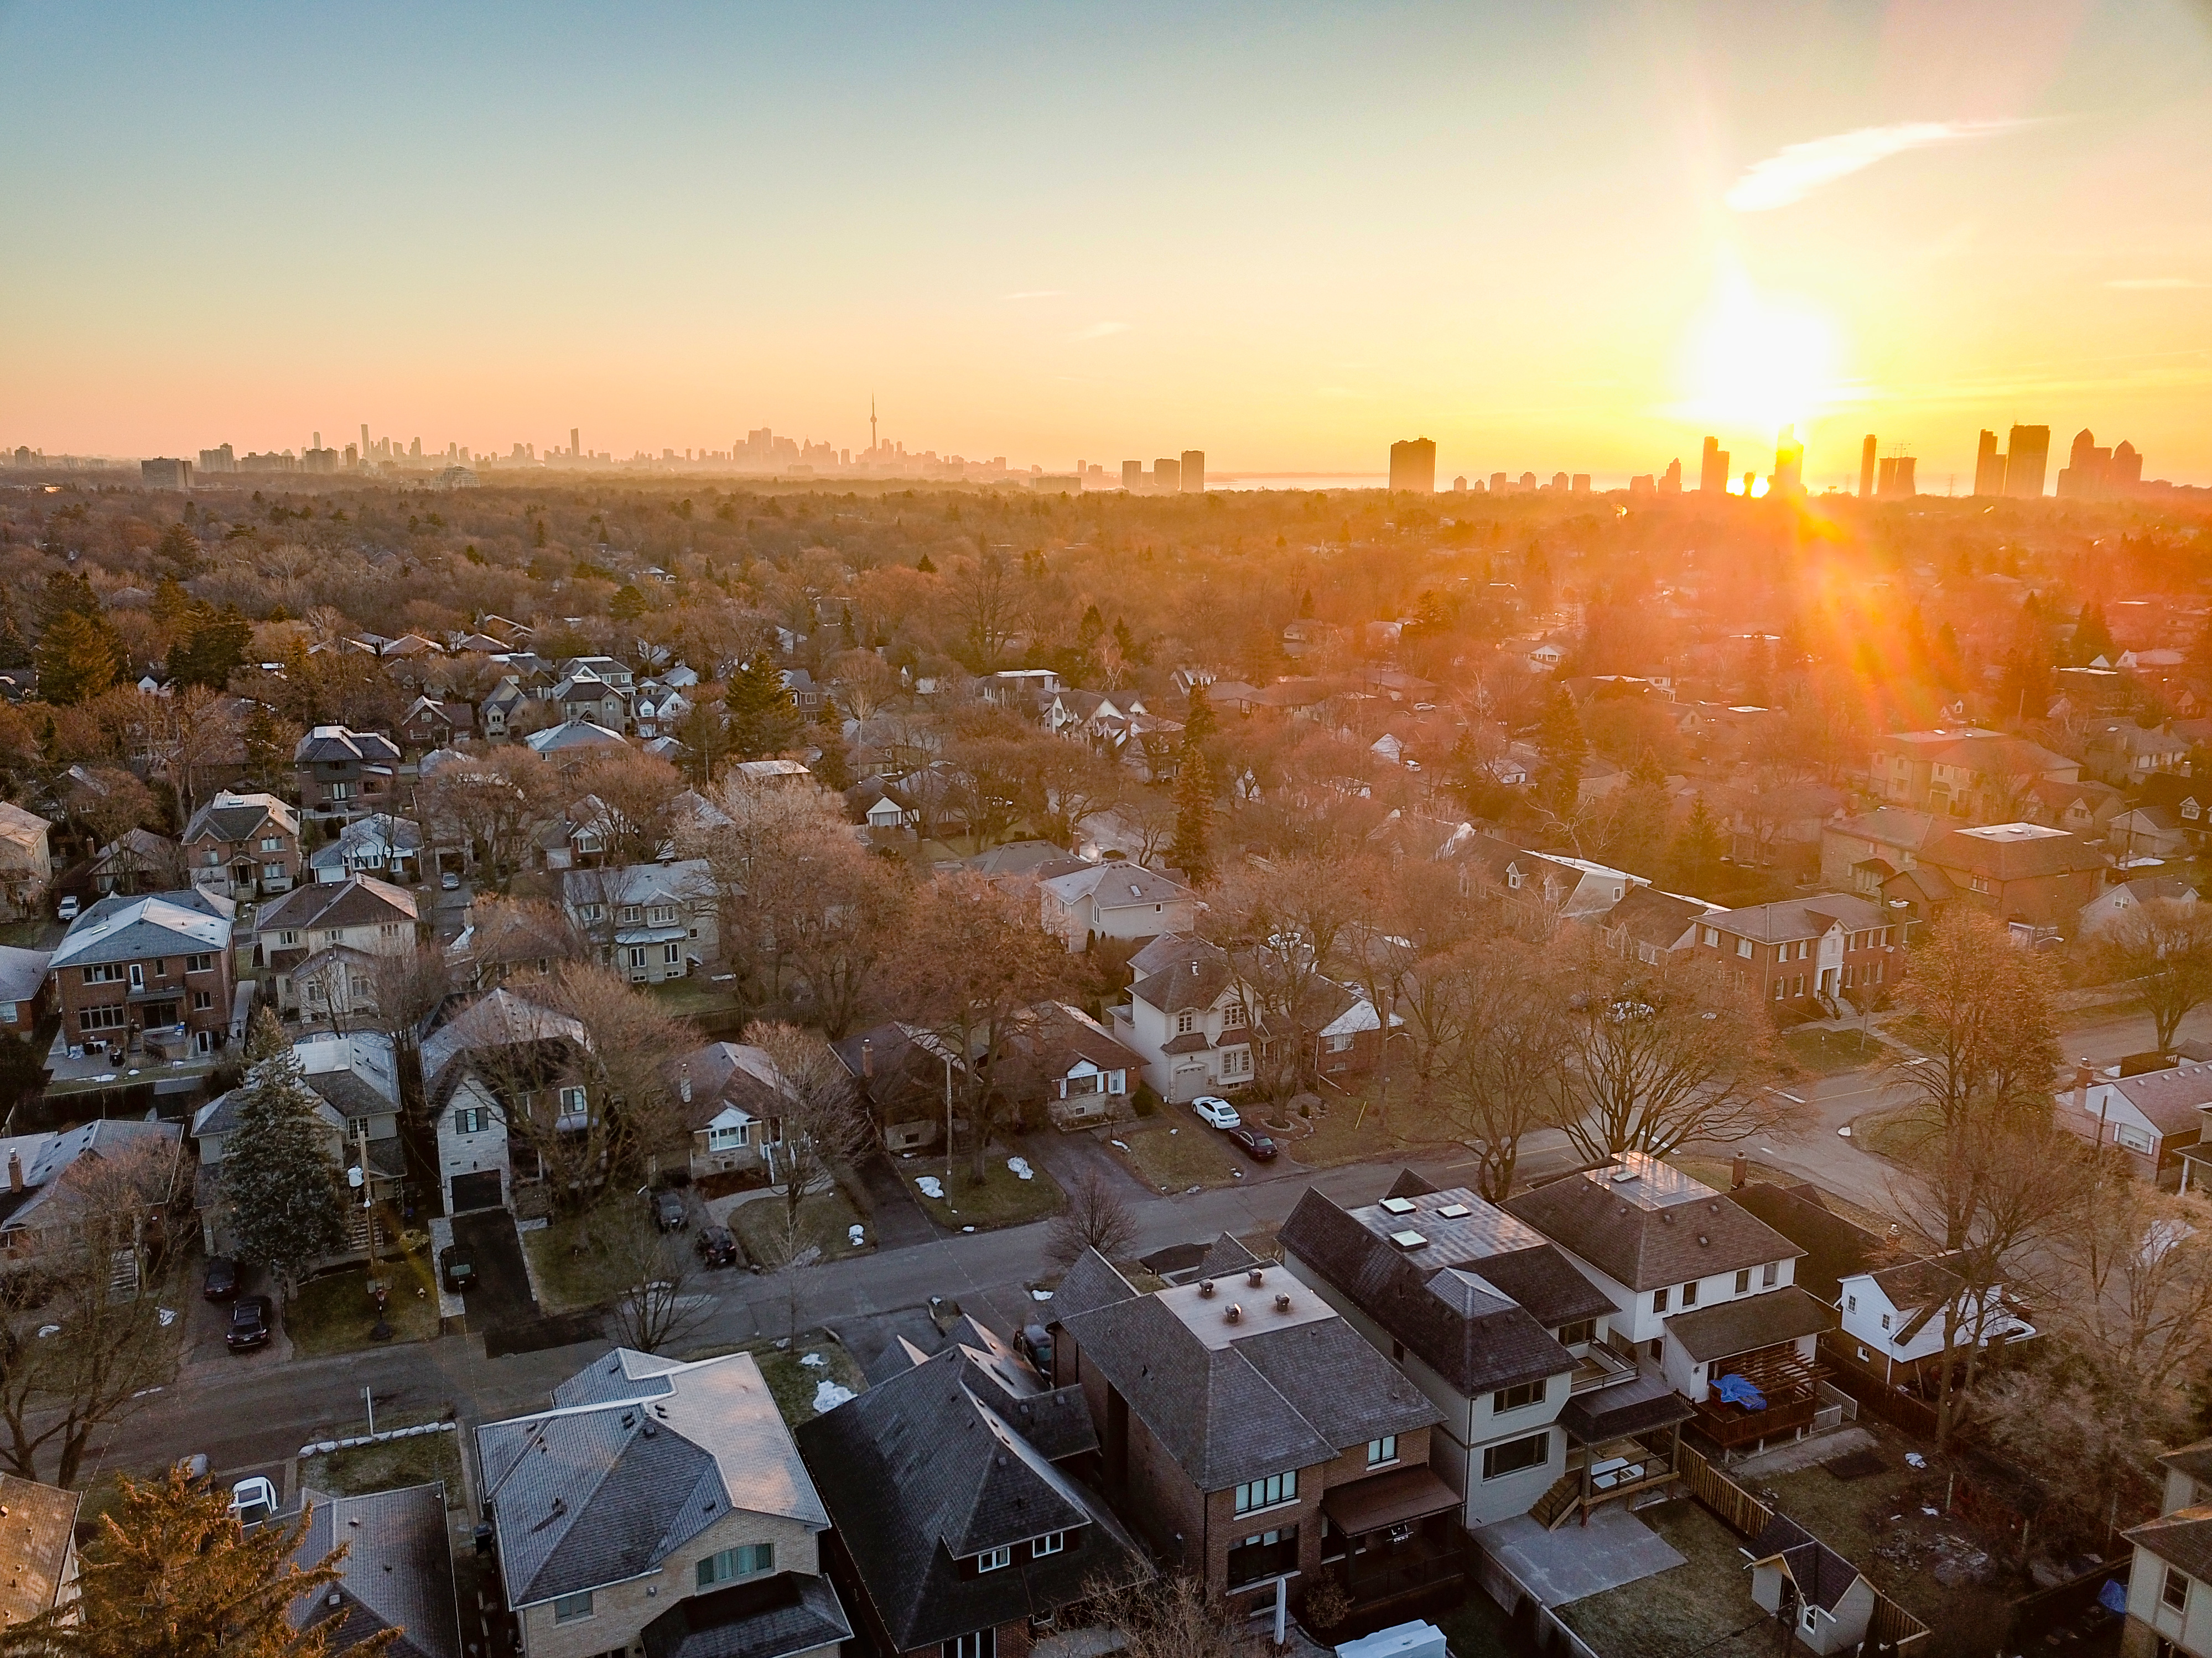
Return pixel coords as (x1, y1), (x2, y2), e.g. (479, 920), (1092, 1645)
(1748, 1515), (1878, 1654)
(1503, 1153), (1834, 1457)
(668, 1041), (791, 1182)
(1111, 934), (1259, 1103)
(1452, 834), (1644, 922)
(2080, 875), (2198, 940)
(2122, 1437), (2212, 1658)
(988, 1001), (1142, 1131)
(476, 1347), (848, 1658)
(287, 1483), (461, 1658)
(1049, 1238), (1448, 1637)
(1597, 887), (1715, 966)
(0, 945), (53, 1036)
(306, 813), (424, 885)
(0, 1473), (80, 1631)
(1689, 894), (1896, 1010)
(420, 989), (586, 1214)
(0, 1117), (182, 1269)
(1914, 823), (2106, 934)
(1279, 1176), (1688, 1534)
(2055, 1057), (2212, 1187)
(795, 1316), (1150, 1658)
(2111, 804), (2194, 866)
(1036, 861), (1198, 952)
(397, 694), (473, 752)
(830, 1023), (959, 1154)
(85, 829), (184, 897)
(562, 859), (718, 984)
(523, 718), (627, 760)
(1834, 1254), (2036, 1389)
(1867, 729), (2079, 817)
(552, 668), (630, 731)
(49, 888), (236, 1059)
(293, 726), (403, 822)
(193, 1032), (403, 1256)
(1818, 807), (1943, 895)
(479, 677), (531, 741)
(253, 876), (420, 1019)
(2084, 719), (2190, 786)
(0, 803), (53, 922)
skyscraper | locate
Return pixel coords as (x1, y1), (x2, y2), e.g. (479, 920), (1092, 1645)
(1180, 450), (1206, 492)
(1858, 434), (1877, 500)
(1659, 459), (1681, 493)
(1973, 430), (2006, 496)
(2057, 429), (2112, 498)
(1875, 456), (1917, 498)
(1699, 436), (1730, 494)
(2004, 425), (2049, 498)
(1388, 438), (1436, 493)
(1154, 457), (1180, 493)
(1121, 460), (1142, 491)
(570, 427), (581, 460)
(1770, 425), (1804, 497)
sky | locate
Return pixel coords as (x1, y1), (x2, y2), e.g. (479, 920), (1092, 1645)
(3, 1), (2211, 486)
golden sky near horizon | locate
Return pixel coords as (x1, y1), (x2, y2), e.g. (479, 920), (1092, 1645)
(3, 2), (2210, 486)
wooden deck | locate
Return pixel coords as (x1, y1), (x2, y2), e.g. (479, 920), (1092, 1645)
(1691, 1344), (1826, 1450)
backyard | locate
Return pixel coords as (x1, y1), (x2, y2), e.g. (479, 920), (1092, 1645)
(895, 1151), (1064, 1229)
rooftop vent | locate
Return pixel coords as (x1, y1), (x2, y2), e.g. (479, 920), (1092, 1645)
(1248, 1267), (1264, 1287)
(1437, 1203), (1472, 1219)
(1389, 1229), (1429, 1250)
(1226, 1304), (1242, 1324)
(1698, 1234), (1710, 1246)
(1198, 1278), (1215, 1297)
(1274, 1293), (1291, 1313)
(1380, 1197), (1417, 1215)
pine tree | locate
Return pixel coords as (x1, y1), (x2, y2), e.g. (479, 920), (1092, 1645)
(1166, 685), (1216, 884)
(36, 610), (120, 705)
(242, 704), (292, 791)
(220, 1047), (350, 1301)
(1664, 794), (1727, 896)
(609, 584), (647, 621)
(167, 604), (253, 689)
(0, 604), (30, 670)
(811, 698), (855, 791)
(723, 656), (803, 760)
(1603, 750), (1673, 877)
(915, 552), (937, 573)
(1533, 688), (1586, 819)
(154, 520), (205, 578)
(2073, 600), (2115, 666)
(6, 1464), (387, 1658)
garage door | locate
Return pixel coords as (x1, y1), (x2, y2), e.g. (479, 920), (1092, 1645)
(449, 1170), (504, 1213)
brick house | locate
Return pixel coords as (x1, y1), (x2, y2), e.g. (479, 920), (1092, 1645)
(182, 789), (302, 901)
(796, 1316), (1150, 1658)
(1867, 729), (2079, 817)
(293, 726), (402, 822)
(49, 890), (235, 1058)
(1050, 1237), (1445, 1637)
(1915, 822), (2107, 934)
(2057, 1058), (2212, 1188)
(1690, 893), (1896, 1011)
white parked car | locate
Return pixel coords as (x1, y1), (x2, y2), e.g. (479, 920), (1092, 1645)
(1192, 1096), (1240, 1130)
(229, 1475), (278, 1528)
(56, 895), (78, 923)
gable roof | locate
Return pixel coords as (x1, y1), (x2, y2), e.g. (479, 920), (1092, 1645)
(0, 1474), (78, 1628)
(0, 802), (49, 858)
(50, 891), (231, 969)
(1702, 893), (1885, 944)
(1723, 1184), (1882, 1306)
(1663, 1284), (1836, 1363)
(1128, 934), (1238, 1017)
(292, 1483), (461, 1658)
(1603, 886), (1713, 952)
(257, 875), (418, 935)
(1751, 1514), (1865, 1613)
(295, 725), (401, 766)
(2126, 1505), (2212, 1587)
(421, 990), (586, 1106)
(1503, 1153), (1803, 1292)
(1039, 863), (1193, 911)
(477, 1349), (827, 1611)
(2094, 1057), (2212, 1136)
(183, 789), (298, 846)
(671, 1042), (793, 1132)
(638, 1571), (851, 1658)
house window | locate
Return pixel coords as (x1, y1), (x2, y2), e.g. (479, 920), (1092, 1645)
(2164, 1566), (2190, 1612)
(1763, 1262), (1778, 1287)
(628, 947), (647, 969)
(663, 943), (682, 965)
(1222, 1002), (1247, 1030)
(1367, 1436), (1398, 1467)
(977, 1545), (1013, 1573)
(1791, 975), (1804, 998)
(82, 964), (123, 985)
(281, 930), (299, 946)
(1735, 1269), (1751, 1294)
(346, 1116), (371, 1143)
(708, 1123), (750, 1151)
(1233, 1471), (1297, 1514)
(259, 837), (283, 852)
(1801, 1604), (1819, 1633)
(453, 1107), (488, 1135)
(1702, 927), (1718, 947)
(193, 990), (212, 1011)
(560, 1085), (588, 1117)
(551, 1591), (594, 1623)
(1652, 1287), (1669, 1314)
(1880, 1313), (1891, 1330)
(620, 905), (642, 924)
(1176, 1011), (1196, 1036)
(1846, 1294), (1857, 1312)
(1031, 1532), (1065, 1557)
(1481, 1432), (1549, 1481)
(1324, 1033), (1354, 1053)
(697, 1542), (772, 1587)
(1556, 1319), (1594, 1347)
(1221, 1047), (1252, 1078)
(1773, 979), (1784, 1002)
(128, 963), (144, 990)
(186, 954), (212, 973)
(1493, 1380), (1544, 1413)
(79, 1005), (126, 1032)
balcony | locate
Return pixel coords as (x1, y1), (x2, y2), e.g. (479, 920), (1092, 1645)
(1569, 1340), (1637, 1393)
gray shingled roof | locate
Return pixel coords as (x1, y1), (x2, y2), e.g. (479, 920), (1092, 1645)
(0, 1474), (79, 1627)
(2128, 1507), (2212, 1585)
(292, 1484), (461, 1658)
(50, 891), (231, 969)
(639, 1572), (851, 1658)
(794, 1342), (1145, 1651)
(2160, 1438), (2212, 1485)
(256, 875), (418, 934)
(1724, 1184), (1881, 1306)
(1664, 1285), (1836, 1364)
(1128, 936), (1237, 1016)
(1504, 1161), (1803, 1292)
(1751, 1515), (1864, 1612)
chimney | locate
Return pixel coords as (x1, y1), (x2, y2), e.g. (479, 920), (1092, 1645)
(6, 1152), (18, 1194)
(1730, 1153), (1746, 1190)
(861, 1038), (875, 1079)
(2074, 1058), (2094, 1114)
(678, 1064), (692, 1104)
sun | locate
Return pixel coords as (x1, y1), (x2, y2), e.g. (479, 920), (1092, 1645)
(1676, 263), (1844, 467)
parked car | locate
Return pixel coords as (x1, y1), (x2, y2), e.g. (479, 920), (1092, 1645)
(1225, 1125), (1279, 1162)
(652, 1189), (688, 1231)
(175, 1453), (210, 1483)
(202, 1256), (239, 1302)
(226, 1296), (272, 1353)
(1191, 1095), (1240, 1130)
(229, 1475), (277, 1527)
(1018, 1322), (1053, 1376)
(695, 1224), (739, 1268)
(440, 1246), (475, 1293)
(55, 895), (77, 923)
(440, 869), (461, 891)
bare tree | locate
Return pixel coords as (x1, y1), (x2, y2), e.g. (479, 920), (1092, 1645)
(1045, 1166), (1138, 1270)
(416, 746), (557, 889)
(1203, 854), (1359, 1101)
(2108, 896), (2212, 1053)
(368, 941), (453, 1108)
(590, 1202), (710, 1355)
(1082, 1573), (1222, 1658)
(565, 746), (686, 865)
(949, 548), (1021, 670)
(1435, 939), (1573, 1200)
(741, 1021), (873, 1246)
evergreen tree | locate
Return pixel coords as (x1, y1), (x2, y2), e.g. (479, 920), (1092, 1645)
(0, 604), (30, 671)
(2073, 600), (2116, 666)
(220, 1046), (350, 1301)
(1166, 685), (1216, 883)
(166, 604), (253, 689)
(1603, 750), (1673, 877)
(36, 611), (120, 705)
(3, 1464), (386, 1658)
(1532, 687), (1586, 819)
(723, 656), (803, 760)
(608, 584), (647, 621)
(154, 520), (205, 578)
(915, 552), (936, 573)
(1664, 794), (1727, 896)
(241, 704), (292, 791)
(839, 604), (858, 648)
(812, 697), (855, 791)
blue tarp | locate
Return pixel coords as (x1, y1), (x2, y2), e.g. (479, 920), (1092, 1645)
(1715, 1373), (1768, 1410)
(2098, 1577), (2129, 1615)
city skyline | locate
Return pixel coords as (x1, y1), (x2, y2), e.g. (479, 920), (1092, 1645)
(4, 3), (2211, 481)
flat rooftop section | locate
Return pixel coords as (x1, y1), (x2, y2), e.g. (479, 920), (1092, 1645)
(1351, 1186), (1550, 1262)
(1954, 822), (2068, 843)
(1474, 1504), (1686, 1608)
(1156, 1270), (1336, 1349)
(1582, 1150), (1721, 1214)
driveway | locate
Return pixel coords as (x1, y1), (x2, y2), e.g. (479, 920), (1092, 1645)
(449, 1211), (537, 1330)
(855, 1152), (937, 1248)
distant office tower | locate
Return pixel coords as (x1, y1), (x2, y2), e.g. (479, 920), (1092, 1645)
(1549, 471), (1569, 491)
(1389, 438), (1436, 493)
(2111, 440), (2142, 491)
(2057, 428), (2113, 498)
(1770, 425), (1804, 496)
(345, 444), (359, 467)
(1973, 430), (2006, 496)
(570, 427), (581, 459)
(1520, 471), (1537, 490)
(1859, 435), (1877, 499)
(1570, 474), (1591, 494)
(1179, 450), (1205, 492)
(141, 458), (192, 489)
(2004, 425), (2049, 497)
(1699, 436), (1730, 493)
(1452, 475), (1468, 492)
(360, 423), (370, 456)
(1154, 458), (1180, 493)
(1121, 460), (1142, 491)
(1875, 456), (1918, 498)
(1659, 459), (1681, 493)
(1629, 475), (1655, 497)
(1489, 471), (1508, 493)
(198, 444), (235, 473)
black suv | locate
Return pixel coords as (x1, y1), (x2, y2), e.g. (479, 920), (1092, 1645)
(226, 1296), (272, 1352)
(695, 1224), (740, 1268)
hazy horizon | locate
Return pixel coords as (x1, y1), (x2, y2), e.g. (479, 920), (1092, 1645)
(5, 2), (2210, 484)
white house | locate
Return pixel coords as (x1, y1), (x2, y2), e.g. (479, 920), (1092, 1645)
(2122, 1438), (2212, 1658)
(1036, 861), (1198, 952)
(562, 860), (718, 984)
(2078, 875), (2198, 940)
(2057, 1058), (2212, 1187)
(1110, 933), (1258, 1103)
(1835, 1254), (2035, 1387)
(306, 813), (423, 885)
(420, 989), (588, 1214)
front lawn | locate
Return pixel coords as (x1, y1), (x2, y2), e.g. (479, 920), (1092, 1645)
(1782, 1027), (1887, 1075)
(307, 1422), (465, 1507)
(677, 1333), (870, 1427)
(895, 1153), (1064, 1230)
(288, 1258), (439, 1356)
(729, 1191), (870, 1265)
(1289, 1090), (1456, 1168)
(520, 1214), (609, 1313)
(1112, 1124), (1241, 1192)
(1853, 1100), (1944, 1163)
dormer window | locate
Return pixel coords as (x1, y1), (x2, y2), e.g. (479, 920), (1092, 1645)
(1222, 1002), (1247, 1030)
(1176, 1011), (1196, 1036)
(976, 1545), (1012, 1573)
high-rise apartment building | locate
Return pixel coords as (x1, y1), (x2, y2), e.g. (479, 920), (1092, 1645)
(1121, 460), (1142, 491)
(198, 444), (236, 473)
(1388, 438), (1436, 493)
(2004, 425), (2049, 498)
(1179, 450), (1205, 492)
(1770, 425), (1804, 497)
(1973, 430), (2006, 496)
(1859, 435), (1877, 499)
(1489, 472), (1508, 494)
(1659, 459), (1681, 493)
(1699, 435), (1730, 493)
(2057, 430), (2146, 498)
(1153, 457), (1180, 492)
(141, 458), (193, 489)
(1875, 456), (1917, 498)
(570, 427), (581, 460)
(1570, 474), (1591, 494)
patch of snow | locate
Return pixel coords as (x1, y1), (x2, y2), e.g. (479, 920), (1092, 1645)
(1007, 1156), (1034, 1181)
(1031, 1288), (1053, 1301)
(916, 1176), (945, 1199)
(799, 1353), (827, 1369)
(848, 1224), (866, 1246)
(1905, 1452), (1927, 1469)
(812, 1380), (855, 1412)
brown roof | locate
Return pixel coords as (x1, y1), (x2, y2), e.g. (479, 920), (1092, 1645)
(1502, 1155), (1803, 1292)
(0, 1474), (77, 1627)
(1920, 826), (2104, 881)
(1129, 936), (1237, 1017)
(2126, 1506), (2212, 1586)
(1664, 1285), (1836, 1363)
